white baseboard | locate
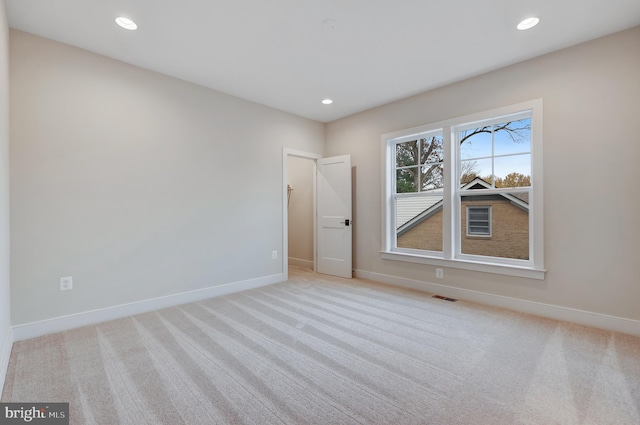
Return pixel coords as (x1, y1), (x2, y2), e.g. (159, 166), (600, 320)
(0, 327), (14, 395)
(355, 269), (640, 337)
(12, 273), (285, 342)
(288, 257), (314, 269)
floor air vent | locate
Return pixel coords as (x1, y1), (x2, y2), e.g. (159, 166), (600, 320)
(432, 295), (457, 302)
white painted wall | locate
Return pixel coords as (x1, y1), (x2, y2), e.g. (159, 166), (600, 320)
(9, 30), (325, 325)
(0, 0), (12, 389)
(287, 156), (314, 268)
(325, 27), (640, 321)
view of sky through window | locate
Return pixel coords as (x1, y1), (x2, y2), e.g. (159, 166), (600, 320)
(459, 118), (531, 187)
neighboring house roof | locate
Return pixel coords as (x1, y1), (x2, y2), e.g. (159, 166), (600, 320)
(396, 177), (529, 234)
(460, 178), (530, 210)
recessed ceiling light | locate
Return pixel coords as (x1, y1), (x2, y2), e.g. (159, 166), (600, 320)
(517, 17), (539, 30)
(321, 99), (333, 105)
(115, 17), (138, 31)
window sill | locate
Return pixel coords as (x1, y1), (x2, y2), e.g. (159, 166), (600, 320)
(380, 251), (546, 280)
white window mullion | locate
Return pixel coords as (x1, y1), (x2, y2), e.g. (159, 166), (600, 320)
(443, 126), (454, 260)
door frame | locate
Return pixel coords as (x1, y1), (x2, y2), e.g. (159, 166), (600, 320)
(282, 148), (323, 281)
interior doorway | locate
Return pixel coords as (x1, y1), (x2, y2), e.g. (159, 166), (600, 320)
(282, 149), (322, 280)
(287, 156), (315, 269)
(282, 149), (353, 281)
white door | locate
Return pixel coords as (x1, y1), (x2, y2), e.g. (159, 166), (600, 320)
(316, 155), (352, 278)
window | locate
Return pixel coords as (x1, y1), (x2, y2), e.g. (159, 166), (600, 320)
(393, 132), (444, 253)
(467, 206), (491, 236)
(381, 100), (544, 279)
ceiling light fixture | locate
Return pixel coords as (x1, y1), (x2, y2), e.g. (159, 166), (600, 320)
(115, 16), (138, 30)
(517, 17), (539, 30)
(321, 99), (333, 105)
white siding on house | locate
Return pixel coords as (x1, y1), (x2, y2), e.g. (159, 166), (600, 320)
(396, 195), (442, 229)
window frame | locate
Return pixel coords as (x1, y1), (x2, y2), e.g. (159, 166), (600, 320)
(380, 100), (545, 280)
(392, 129), (445, 256)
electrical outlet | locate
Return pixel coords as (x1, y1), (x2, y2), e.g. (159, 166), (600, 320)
(60, 276), (73, 291)
(436, 268), (444, 279)
(272, 250), (278, 260)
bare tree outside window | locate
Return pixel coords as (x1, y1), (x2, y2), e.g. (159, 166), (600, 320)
(396, 120), (531, 192)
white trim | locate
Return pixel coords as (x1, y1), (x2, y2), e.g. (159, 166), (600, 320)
(288, 257), (314, 269)
(381, 99), (544, 276)
(455, 110), (532, 133)
(380, 101), (539, 143)
(381, 251), (544, 279)
(355, 269), (640, 337)
(283, 148), (322, 281)
(12, 273), (284, 342)
(0, 327), (14, 394)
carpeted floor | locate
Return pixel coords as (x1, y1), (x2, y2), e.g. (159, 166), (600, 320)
(2, 267), (640, 424)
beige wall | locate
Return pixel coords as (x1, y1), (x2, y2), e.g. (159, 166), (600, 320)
(0, 0), (11, 365)
(287, 156), (314, 267)
(325, 26), (640, 321)
(9, 30), (325, 325)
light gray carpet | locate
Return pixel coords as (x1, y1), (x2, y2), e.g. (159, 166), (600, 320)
(3, 267), (640, 424)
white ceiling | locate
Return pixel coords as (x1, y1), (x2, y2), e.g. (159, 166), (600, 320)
(5, 0), (640, 123)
